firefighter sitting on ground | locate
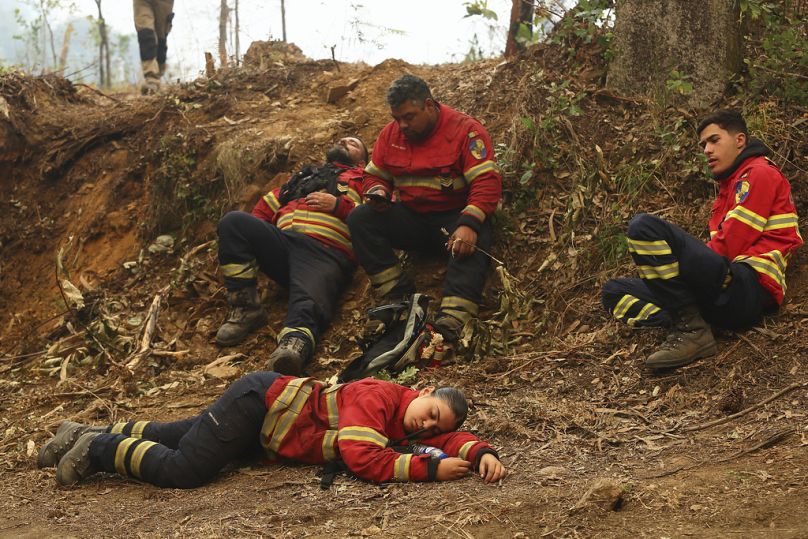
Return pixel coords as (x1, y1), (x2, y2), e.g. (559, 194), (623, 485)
(134, 0), (175, 95)
(38, 372), (507, 489)
(347, 75), (502, 349)
(602, 109), (802, 370)
(215, 137), (368, 376)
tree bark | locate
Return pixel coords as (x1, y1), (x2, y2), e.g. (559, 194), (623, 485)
(607, 0), (742, 108)
(94, 0), (111, 88)
(505, 0), (535, 58)
(57, 22), (73, 76)
(219, 0), (230, 68)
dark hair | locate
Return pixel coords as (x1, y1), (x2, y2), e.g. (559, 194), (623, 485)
(387, 74), (433, 108)
(357, 137), (370, 164)
(433, 387), (469, 429)
(696, 109), (748, 137)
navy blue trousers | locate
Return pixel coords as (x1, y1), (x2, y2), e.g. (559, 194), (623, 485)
(602, 214), (774, 330)
(217, 211), (354, 344)
(89, 372), (279, 488)
(347, 203), (491, 323)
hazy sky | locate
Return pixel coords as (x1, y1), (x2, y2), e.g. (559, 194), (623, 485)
(53, 0), (515, 79)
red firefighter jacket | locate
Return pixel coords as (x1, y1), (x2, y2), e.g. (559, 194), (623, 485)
(260, 376), (496, 484)
(364, 103), (501, 232)
(707, 154), (802, 304)
(252, 164), (364, 262)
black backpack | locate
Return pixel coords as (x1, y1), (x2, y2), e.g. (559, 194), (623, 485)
(278, 163), (343, 205)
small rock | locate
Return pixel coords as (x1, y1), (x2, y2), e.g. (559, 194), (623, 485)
(537, 465), (567, 479)
(148, 235), (175, 254)
(572, 478), (625, 512)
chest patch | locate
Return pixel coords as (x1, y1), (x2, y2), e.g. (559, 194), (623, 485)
(735, 180), (750, 204)
(469, 138), (486, 160)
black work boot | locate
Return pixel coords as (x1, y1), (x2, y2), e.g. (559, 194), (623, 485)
(38, 421), (107, 469)
(55, 432), (102, 486)
(432, 313), (466, 344)
(266, 334), (313, 376)
(646, 305), (716, 370)
(215, 286), (268, 347)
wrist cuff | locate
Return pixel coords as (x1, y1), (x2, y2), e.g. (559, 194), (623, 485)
(457, 214), (482, 233)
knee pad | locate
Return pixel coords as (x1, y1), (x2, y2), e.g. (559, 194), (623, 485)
(137, 28), (157, 61)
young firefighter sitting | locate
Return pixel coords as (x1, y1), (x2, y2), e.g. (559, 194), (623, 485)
(38, 372), (506, 488)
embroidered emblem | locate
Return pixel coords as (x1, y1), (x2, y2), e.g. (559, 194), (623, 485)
(337, 184), (348, 193)
(439, 176), (454, 190)
(735, 180), (750, 204)
(469, 138), (486, 160)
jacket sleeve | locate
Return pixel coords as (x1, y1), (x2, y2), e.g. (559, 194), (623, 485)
(707, 166), (779, 259)
(333, 168), (365, 221)
(252, 188), (282, 223)
(421, 431), (498, 470)
(457, 121), (502, 232)
(362, 130), (395, 196)
(337, 388), (433, 483)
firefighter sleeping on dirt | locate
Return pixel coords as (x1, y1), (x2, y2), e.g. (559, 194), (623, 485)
(38, 372), (506, 489)
(215, 137), (368, 376)
(602, 109), (802, 370)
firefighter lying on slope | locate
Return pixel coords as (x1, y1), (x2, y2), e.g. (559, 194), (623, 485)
(215, 137), (368, 376)
(602, 109), (802, 370)
(39, 372), (507, 488)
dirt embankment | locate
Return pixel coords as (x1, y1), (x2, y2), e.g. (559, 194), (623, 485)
(1, 35), (807, 538)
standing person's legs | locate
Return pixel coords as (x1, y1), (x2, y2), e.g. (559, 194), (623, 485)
(152, 0), (175, 77)
(57, 372), (280, 488)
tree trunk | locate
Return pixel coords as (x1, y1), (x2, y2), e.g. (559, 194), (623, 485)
(94, 0), (111, 88)
(58, 23), (73, 76)
(281, 0), (287, 42)
(505, 0), (535, 58)
(234, 0), (240, 65)
(219, 0), (230, 68)
(607, 0), (742, 108)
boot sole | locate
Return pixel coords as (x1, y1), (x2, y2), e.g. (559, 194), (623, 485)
(645, 343), (717, 370)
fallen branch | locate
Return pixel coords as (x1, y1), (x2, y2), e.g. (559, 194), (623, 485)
(680, 381), (808, 433)
(125, 287), (169, 372)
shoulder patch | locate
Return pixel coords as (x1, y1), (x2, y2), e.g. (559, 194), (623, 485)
(735, 180), (750, 204)
(469, 138), (487, 160)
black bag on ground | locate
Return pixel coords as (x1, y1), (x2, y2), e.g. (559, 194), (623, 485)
(337, 294), (432, 383)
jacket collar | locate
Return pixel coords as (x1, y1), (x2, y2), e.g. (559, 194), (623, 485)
(713, 137), (771, 181)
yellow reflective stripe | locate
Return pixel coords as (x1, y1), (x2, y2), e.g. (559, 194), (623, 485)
(637, 262), (679, 280)
(764, 213), (799, 231)
(266, 379), (317, 453)
(110, 422), (126, 434)
(710, 230), (717, 238)
(369, 265), (403, 286)
(325, 386), (340, 430)
(725, 205), (766, 231)
(612, 294), (639, 320)
(737, 255), (786, 289)
(261, 378), (313, 451)
(439, 296), (479, 315)
(627, 302), (661, 327)
(131, 421), (149, 439)
(458, 441), (477, 460)
(344, 186), (361, 206)
(278, 326), (315, 346)
(114, 437), (138, 476)
(627, 238), (672, 256)
(278, 222), (352, 250)
(464, 160), (498, 182)
(221, 261), (258, 279)
(395, 175), (466, 190)
(462, 204), (486, 221)
(263, 191), (281, 212)
(129, 440), (157, 479)
(338, 426), (389, 448)
(393, 453), (412, 481)
(322, 430), (339, 461)
(365, 161), (393, 182)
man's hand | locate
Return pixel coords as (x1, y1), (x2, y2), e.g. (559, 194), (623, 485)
(447, 225), (477, 259)
(436, 457), (471, 481)
(364, 186), (393, 212)
(305, 192), (338, 212)
(478, 453), (506, 484)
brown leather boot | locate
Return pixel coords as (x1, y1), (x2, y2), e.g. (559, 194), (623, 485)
(55, 432), (102, 486)
(215, 286), (268, 347)
(38, 421), (107, 468)
(646, 305), (716, 370)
